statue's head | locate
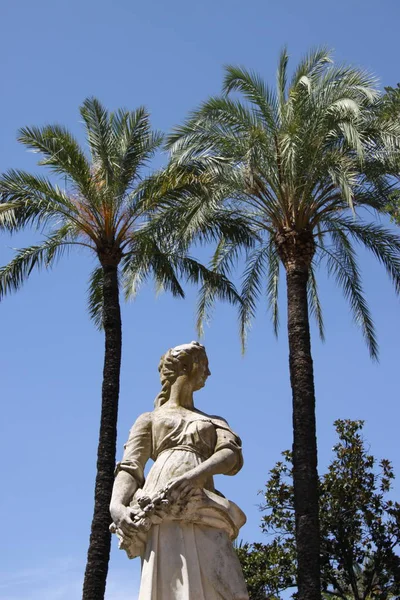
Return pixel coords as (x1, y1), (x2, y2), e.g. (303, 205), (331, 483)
(154, 341), (211, 408)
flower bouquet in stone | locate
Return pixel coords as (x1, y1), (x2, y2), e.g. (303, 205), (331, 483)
(110, 484), (203, 559)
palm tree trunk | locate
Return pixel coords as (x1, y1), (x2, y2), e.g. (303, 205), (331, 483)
(286, 263), (321, 600)
(82, 263), (122, 600)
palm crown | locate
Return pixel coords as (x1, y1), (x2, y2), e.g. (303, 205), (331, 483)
(0, 97), (238, 321)
(167, 48), (400, 356)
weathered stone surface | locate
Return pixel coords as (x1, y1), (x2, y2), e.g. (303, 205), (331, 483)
(110, 341), (249, 599)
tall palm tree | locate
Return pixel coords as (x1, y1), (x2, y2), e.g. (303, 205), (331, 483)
(0, 98), (240, 600)
(166, 49), (400, 600)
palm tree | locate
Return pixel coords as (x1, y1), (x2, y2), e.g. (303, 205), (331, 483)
(166, 49), (400, 600)
(0, 98), (240, 600)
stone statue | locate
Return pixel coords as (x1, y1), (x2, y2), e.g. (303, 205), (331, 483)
(110, 341), (249, 599)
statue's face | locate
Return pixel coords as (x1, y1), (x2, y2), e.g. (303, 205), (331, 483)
(190, 353), (211, 391)
(168, 342), (210, 392)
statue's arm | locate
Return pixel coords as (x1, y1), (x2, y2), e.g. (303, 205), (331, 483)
(167, 447), (238, 500)
(213, 420), (243, 475)
(110, 471), (139, 518)
(190, 447), (238, 481)
(109, 412), (152, 531)
(168, 420), (243, 498)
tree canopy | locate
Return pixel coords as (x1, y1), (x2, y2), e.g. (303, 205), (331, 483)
(166, 48), (400, 357)
(381, 83), (400, 226)
(238, 420), (400, 600)
(0, 98), (240, 322)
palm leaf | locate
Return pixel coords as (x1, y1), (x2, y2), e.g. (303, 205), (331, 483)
(196, 238), (241, 336)
(121, 252), (150, 301)
(290, 47), (332, 89)
(18, 125), (92, 196)
(123, 231), (185, 300)
(0, 170), (80, 227)
(115, 107), (164, 195)
(239, 245), (270, 352)
(87, 267), (104, 330)
(277, 47), (289, 122)
(80, 97), (115, 184)
(266, 241), (280, 337)
(332, 217), (400, 294)
(324, 230), (378, 359)
(0, 170), (100, 244)
(222, 66), (278, 131)
(308, 262), (325, 341)
(0, 231), (71, 298)
(0, 202), (18, 230)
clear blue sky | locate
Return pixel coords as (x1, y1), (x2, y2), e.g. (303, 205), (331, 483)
(0, 1), (399, 598)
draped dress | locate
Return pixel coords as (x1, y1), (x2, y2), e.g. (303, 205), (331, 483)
(114, 406), (249, 600)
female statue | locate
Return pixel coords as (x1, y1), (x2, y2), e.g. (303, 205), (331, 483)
(110, 341), (249, 599)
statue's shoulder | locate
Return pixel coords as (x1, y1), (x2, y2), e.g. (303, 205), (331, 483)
(199, 411), (241, 443)
(131, 411), (153, 430)
(210, 414), (230, 427)
(196, 409), (231, 430)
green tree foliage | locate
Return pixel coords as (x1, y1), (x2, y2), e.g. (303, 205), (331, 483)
(167, 48), (400, 600)
(167, 49), (400, 356)
(381, 84), (400, 225)
(238, 420), (400, 600)
(382, 84), (400, 116)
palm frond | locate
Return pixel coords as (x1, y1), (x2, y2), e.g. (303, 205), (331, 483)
(266, 241), (280, 336)
(332, 217), (400, 294)
(196, 238), (241, 336)
(151, 251), (186, 298)
(324, 230), (378, 359)
(277, 47), (289, 122)
(222, 65), (278, 131)
(290, 46), (332, 89)
(121, 247), (150, 301)
(115, 107), (163, 194)
(0, 169), (80, 229)
(239, 245), (270, 352)
(123, 232), (185, 300)
(177, 254), (240, 304)
(308, 262), (325, 341)
(87, 267), (104, 330)
(197, 95), (262, 133)
(80, 97), (115, 184)
(188, 258), (242, 337)
(0, 202), (18, 230)
(0, 231), (72, 298)
(18, 125), (92, 196)
(196, 279), (219, 338)
(137, 172), (257, 251)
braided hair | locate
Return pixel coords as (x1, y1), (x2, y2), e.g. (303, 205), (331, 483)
(154, 341), (206, 408)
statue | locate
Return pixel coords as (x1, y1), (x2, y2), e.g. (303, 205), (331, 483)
(110, 341), (249, 599)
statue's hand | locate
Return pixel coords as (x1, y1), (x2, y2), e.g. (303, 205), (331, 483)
(110, 504), (136, 538)
(166, 471), (205, 502)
